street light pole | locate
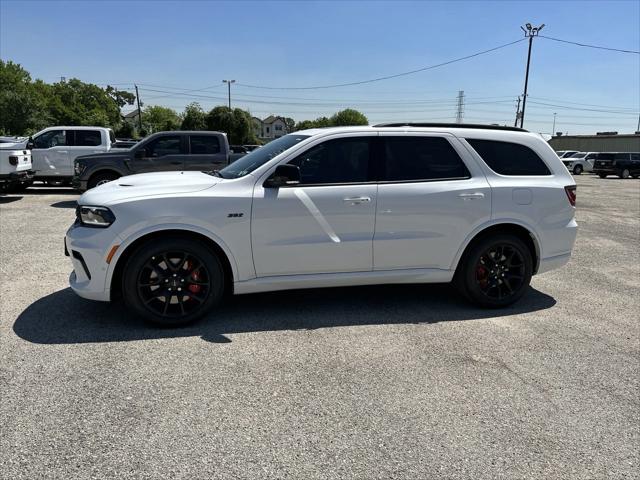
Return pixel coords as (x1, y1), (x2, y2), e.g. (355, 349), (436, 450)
(552, 112), (557, 136)
(519, 23), (545, 128)
(222, 79), (236, 109)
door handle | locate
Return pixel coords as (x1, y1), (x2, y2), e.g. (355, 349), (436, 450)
(458, 192), (485, 200)
(343, 196), (371, 204)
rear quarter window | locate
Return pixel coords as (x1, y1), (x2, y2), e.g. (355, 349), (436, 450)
(466, 139), (551, 176)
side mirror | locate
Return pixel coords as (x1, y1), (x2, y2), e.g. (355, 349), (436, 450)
(264, 164), (301, 188)
(26, 137), (34, 150)
(134, 148), (146, 159)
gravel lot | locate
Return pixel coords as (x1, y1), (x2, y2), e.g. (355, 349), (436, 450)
(1, 175), (638, 479)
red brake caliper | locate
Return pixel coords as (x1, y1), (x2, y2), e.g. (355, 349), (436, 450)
(185, 260), (202, 294)
(476, 261), (488, 288)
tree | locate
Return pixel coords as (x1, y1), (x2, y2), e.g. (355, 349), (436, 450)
(114, 121), (134, 139)
(181, 102), (207, 130)
(0, 60), (49, 135)
(330, 108), (368, 126)
(105, 85), (136, 109)
(283, 117), (295, 133)
(205, 106), (257, 144)
(142, 105), (181, 133)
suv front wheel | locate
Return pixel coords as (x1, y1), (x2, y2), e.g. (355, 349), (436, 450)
(122, 237), (225, 326)
(455, 234), (533, 308)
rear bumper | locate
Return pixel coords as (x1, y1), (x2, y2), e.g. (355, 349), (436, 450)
(0, 170), (34, 182)
(537, 252), (572, 274)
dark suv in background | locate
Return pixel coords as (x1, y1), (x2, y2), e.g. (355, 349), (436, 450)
(73, 131), (246, 191)
(592, 152), (640, 179)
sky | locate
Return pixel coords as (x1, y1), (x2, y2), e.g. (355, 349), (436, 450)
(1, 0), (639, 134)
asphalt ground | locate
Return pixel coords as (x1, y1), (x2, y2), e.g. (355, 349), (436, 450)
(1, 175), (638, 479)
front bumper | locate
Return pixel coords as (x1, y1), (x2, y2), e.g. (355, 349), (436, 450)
(65, 224), (118, 302)
(72, 176), (88, 192)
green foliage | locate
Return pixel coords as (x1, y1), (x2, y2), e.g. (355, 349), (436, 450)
(0, 60), (136, 135)
(283, 117), (295, 133)
(206, 106), (258, 144)
(142, 105), (181, 132)
(330, 108), (368, 126)
(181, 102), (207, 130)
(114, 121), (135, 138)
(294, 109), (367, 131)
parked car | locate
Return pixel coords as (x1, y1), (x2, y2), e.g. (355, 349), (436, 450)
(556, 150), (579, 158)
(0, 137), (33, 192)
(65, 123), (578, 326)
(592, 152), (640, 178)
(21, 126), (117, 187)
(72, 131), (245, 191)
(561, 152), (598, 175)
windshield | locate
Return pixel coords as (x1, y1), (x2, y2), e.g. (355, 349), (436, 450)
(219, 134), (310, 179)
(570, 153), (586, 158)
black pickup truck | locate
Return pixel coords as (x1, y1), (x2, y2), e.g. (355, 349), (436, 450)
(592, 152), (640, 179)
(72, 131), (245, 191)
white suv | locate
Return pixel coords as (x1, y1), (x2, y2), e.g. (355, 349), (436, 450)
(65, 124), (578, 325)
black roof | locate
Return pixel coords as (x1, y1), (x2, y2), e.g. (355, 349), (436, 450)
(373, 122), (527, 132)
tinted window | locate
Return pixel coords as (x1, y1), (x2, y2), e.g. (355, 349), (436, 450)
(614, 153), (630, 160)
(585, 154), (596, 160)
(596, 153), (614, 161)
(382, 136), (469, 181)
(33, 130), (70, 148)
(75, 130), (102, 147)
(191, 136), (220, 154)
(287, 137), (370, 184)
(569, 153), (586, 158)
(144, 135), (182, 157)
(467, 139), (551, 175)
(220, 134), (309, 179)
(631, 154), (640, 161)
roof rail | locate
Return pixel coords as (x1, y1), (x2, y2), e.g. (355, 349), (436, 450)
(373, 122), (528, 132)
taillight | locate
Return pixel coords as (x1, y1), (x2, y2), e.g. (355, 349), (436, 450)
(565, 185), (577, 207)
(9, 156), (18, 166)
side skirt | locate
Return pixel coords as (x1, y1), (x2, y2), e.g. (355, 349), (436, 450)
(233, 268), (454, 295)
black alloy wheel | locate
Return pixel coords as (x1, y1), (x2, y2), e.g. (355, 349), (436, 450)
(620, 169), (630, 179)
(573, 164), (583, 175)
(123, 237), (224, 325)
(456, 234), (533, 308)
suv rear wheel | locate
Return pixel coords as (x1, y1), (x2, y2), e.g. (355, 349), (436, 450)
(455, 234), (533, 308)
(122, 237), (225, 326)
(620, 169), (630, 179)
(572, 164), (583, 175)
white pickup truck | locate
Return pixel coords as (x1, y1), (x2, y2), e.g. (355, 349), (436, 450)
(26, 126), (116, 186)
(0, 137), (33, 192)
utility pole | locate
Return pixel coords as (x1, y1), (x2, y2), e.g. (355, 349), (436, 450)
(455, 90), (465, 124)
(519, 23), (545, 128)
(134, 84), (143, 133)
(514, 96), (521, 127)
(552, 112), (557, 136)
(223, 79), (236, 109)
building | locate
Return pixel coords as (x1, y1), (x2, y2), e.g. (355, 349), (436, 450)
(252, 115), (289, 140)
(548, 133), (640, 152)
(122, 109), (141, 126)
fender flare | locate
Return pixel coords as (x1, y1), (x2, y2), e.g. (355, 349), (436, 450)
(449, 219), (543, 273)
(104, 222), (240, 296)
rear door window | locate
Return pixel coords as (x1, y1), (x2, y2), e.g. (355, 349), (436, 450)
(614, 153), (630, 161)
(381, 136), (470, 181)
(190, 136), (220, 154)
(466, 139), (551, 175)
(74, 130), (102, 147)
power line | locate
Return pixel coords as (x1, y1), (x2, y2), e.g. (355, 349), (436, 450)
(235, 38), (526, 90)
(540, 35), (640, 55)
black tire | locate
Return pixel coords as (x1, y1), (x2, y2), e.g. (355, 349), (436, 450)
(87, 171), (119, 190)
(598, 173), (607, 179)
(620, 169), (630, 179)
(572, 164), (583, 175)
(454, 234), (533, 308)
(122, 237), (225, 326)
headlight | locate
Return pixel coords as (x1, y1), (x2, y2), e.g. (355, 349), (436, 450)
(76, 206), (116, 227)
